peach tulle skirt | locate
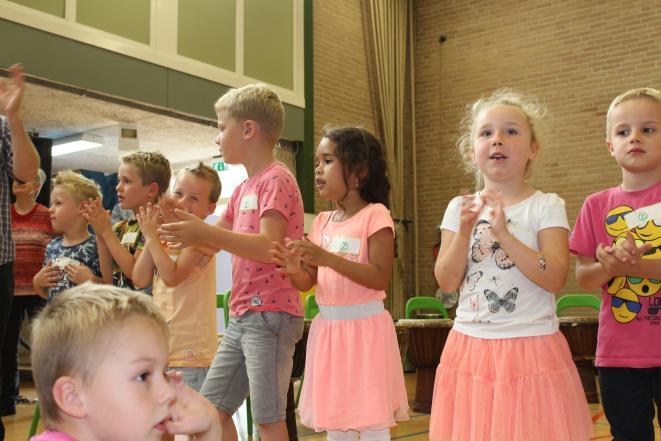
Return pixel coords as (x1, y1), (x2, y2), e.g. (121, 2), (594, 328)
(299, 310), (409, 431)
(430, 330), (593, 441)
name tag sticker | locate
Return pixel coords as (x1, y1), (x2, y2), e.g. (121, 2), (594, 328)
(625, 202), (661, 230)
(121, 232), (138, 245)
(240, 195), (258, 211)
(329, 236), (361, 254)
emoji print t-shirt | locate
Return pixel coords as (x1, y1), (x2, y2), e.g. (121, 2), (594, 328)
(440, 191), (569, 339)
(308, 203), (394, 306)
(223, 161), (304, 317)
(570, 181), (661, 368)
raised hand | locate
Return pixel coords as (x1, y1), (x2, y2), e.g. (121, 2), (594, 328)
(457, 192), (483, 238)
(136, 202), (161, 240)
(164, 372), (220, 439)
(610, 232), (652, 266)
(80, 198), (112, 235)
(33, 263), (61, 291)
(480, 189), (509, 241)
(271, 240), (303, 275)
(158, 209), (207, 250)
(287, 237), (332, 268)
(158, 194), (179, 224)
(0, 64), (26, 117)
(64, 262), (95, 285)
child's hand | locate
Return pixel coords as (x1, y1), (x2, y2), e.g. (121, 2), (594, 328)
(165, 373), (220, 439)
(33, 263), (61, 290)
(609, 232), (652, 266)
(158, 194), (179, 224)
(271, 240), (303, 275)
(457, 192), (483, 238)
(287, 237), (332, 267)
(64, 263), (95, 285)
(80, 198), (112, 235)
(136, 203), (161, 240)
(480, 189), (509, 241)
(0, 64), (25, 117)
(158, 209), (207, 250)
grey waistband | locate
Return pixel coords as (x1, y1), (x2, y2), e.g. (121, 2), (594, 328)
(318, 300), (385, 320)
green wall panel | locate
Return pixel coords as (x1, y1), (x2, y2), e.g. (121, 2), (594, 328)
(0, 19), (303, 141)
(178, 0), (235, 71)
(9, 0), (65, 17)
(244, 0), (293, 89)
(167, 70), (230, 120)
(77, 0), (150, 44)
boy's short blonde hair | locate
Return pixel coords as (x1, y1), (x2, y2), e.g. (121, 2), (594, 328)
(31, 283), (168, 424)
(456, 88), (549, 182)
(214, 84), (284, 144)
(606, 87), (661, 137)
(52, 170), (102, 204)
(178, 162), (222, 203)
(121, 151), (172, 198)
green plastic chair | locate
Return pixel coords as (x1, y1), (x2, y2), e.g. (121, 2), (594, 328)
(295, 294), (319, 408)
(405, 296), (449, 319)
(304, 293), (319, 320)
(220, 290), (253, 438)
(556, 294), (601, 315)
(27, 401), (40, 439)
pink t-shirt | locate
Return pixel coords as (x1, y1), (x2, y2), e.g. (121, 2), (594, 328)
(570, 181), (661, 368)
(223, 161), (304, 317)
(308, 203), (394, 306)
(31, 431), (78, 441)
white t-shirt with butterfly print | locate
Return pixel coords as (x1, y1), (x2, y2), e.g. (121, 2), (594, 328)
(440, 191), (569, 339)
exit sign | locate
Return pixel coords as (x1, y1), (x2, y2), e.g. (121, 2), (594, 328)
(212, 161), (227, 171)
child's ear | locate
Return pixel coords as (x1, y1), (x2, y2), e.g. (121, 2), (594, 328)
(52, 376), (87, 419)
(606, 139), (615, 156)
(207, 203), (217, 216)
(147, 182), (160, 198)
(529, 141), (540, 160)
(243, 120), (257, 139)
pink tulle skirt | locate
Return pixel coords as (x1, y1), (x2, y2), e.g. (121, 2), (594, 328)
(299, 310), (409, 431)
(430, 330), (593, 441)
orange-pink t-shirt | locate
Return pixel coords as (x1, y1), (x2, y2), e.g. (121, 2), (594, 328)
(308, 203), (394, 306)
(223, 161), (304, 317)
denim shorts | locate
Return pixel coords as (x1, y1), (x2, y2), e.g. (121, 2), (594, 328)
(177, 367), (209, 392)
(200, 311), (304, 424)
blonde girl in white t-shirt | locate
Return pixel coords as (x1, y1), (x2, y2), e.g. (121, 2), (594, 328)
(429, 89), (592, 441)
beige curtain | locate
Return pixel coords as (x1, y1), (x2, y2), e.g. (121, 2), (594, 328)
(367, 0), (412, 318)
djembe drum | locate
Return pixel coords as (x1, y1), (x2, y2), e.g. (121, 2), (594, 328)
(286, 319), (312, 440)
(558, 316), (599, 403)
(395, 319), (453, 413)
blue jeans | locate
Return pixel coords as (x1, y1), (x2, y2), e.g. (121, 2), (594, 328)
(200, 311), (303, 424)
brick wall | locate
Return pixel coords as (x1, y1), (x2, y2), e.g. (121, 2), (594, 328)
(312, 0), (660, 300)
(414, 0), (661, 296)
(312, 0), (379, 213)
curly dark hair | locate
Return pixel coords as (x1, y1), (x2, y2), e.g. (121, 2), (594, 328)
(320, 126), (390, 208)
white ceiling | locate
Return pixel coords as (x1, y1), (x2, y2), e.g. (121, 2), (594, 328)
(20, 81), (222, 174)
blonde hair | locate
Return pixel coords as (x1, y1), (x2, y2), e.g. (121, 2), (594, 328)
(121, 151), (172, 198)
(214, 83), (284, 144)
(31, 283), (168, 425)
(30, 168), (47, 201)
(606, 87), (661, 137)
(52, 170), (101, 204)
(178, 162), (222, 203)
(456, 89), (549, 186)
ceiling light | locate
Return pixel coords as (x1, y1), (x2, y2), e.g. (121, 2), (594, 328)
(52, 133), (104, 157)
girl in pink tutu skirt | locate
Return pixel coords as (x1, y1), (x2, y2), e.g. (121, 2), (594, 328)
(272, 126), (409, 441)
(430, 90), (593, 441)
